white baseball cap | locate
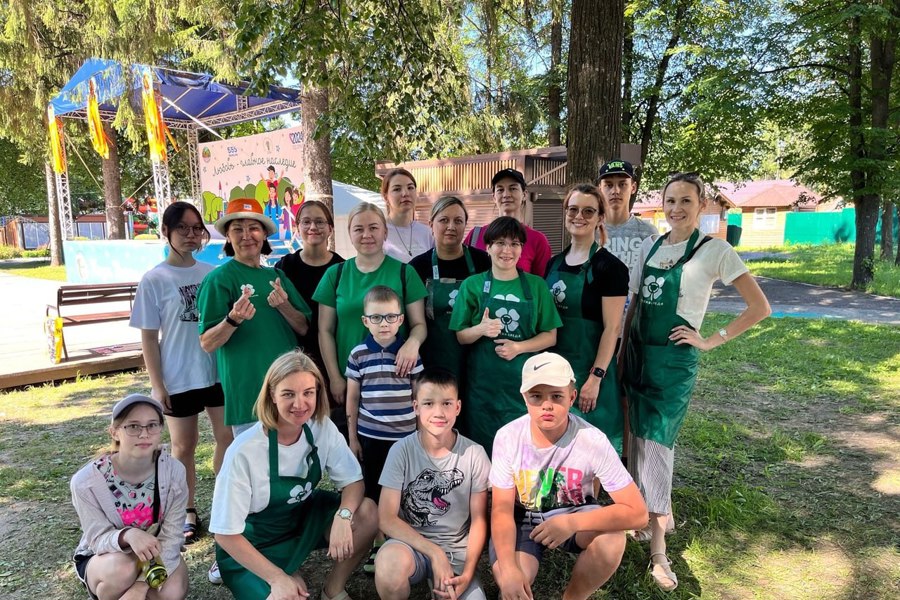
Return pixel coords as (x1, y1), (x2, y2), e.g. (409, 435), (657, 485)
(111, 393), (164, 422)
(520, 352), (576, 393)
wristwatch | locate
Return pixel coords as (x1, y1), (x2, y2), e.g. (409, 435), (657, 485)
(590, 366), (607, 379)
(718, 327), (729, 341)
(336, 507), (353, 521)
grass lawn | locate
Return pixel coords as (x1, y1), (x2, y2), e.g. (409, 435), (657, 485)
(741, 243), (900, 298)
(0, 260), (67, 281)
(1, 315), (898, 599)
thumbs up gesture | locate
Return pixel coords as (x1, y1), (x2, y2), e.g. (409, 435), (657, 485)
(478, 307), (503, 339)
(267, 277), (289, 308)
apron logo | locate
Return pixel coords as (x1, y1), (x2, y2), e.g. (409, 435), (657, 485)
(495, 307), (521, 334)
(550, 280), (567, 305)
(287, 482), (313, 504)
(493, 293), (521, 302)
(448, 289), (459, 307)
(641, 275), (665, 300)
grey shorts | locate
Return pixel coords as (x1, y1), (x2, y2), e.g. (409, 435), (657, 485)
(488, 504), (600, 564)
(380, 539), (486, 600)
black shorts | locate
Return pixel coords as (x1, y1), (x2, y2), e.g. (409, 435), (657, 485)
(358, 435), (400, 502)
(488, 504), (600, 565)
(73, 554), (98, 600)
(166, 383), (224, 418)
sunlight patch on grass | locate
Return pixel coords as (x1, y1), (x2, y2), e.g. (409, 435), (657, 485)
(742, 243), (900, 297)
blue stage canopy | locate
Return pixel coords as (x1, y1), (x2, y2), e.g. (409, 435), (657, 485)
(49, 58), (301, 128)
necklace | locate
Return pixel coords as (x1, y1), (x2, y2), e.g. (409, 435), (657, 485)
(391, 222), (415, 256)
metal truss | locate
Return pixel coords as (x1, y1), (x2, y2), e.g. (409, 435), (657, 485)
(187, 128), (201, 201)
(204, 101), (300, 127)
(152, 160), (172, 218)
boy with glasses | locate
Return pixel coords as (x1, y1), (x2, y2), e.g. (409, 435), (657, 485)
(345, 285), (424, 575)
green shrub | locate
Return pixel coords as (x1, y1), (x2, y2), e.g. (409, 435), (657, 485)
(22, 248), (50, 258)
(0, 246), (22, 259)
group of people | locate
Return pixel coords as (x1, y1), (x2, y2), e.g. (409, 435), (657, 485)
(70, 161), (771, 600)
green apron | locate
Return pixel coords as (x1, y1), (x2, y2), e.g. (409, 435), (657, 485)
(421, 248), (476, 380)
(216, 426), (336, 600)
(546, 244), (623, 454)
(624, 229), (706, 449)
(465, 270), (535, 454)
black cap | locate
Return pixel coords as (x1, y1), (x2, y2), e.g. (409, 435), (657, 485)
(491, 168), (527, 190)
(597, 159), (634, 181)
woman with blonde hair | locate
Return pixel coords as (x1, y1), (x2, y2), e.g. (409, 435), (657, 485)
(620, 172), (770, 591)
(71, 394), (188, 600)
(409, 196), (491, 382)
(314, 202), (427, 407)
(210, 350), (378, 600)
(546, 183), (629, 453)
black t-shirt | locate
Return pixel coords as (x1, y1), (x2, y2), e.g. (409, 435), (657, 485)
(546, 247), (629, 324)
(274, 251), (345, 360)
(409, 247), (492, 286)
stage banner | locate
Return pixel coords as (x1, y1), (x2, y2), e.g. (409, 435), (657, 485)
(198, 126), (305, 240)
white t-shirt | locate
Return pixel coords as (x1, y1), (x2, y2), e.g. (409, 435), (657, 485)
(490, 415), (632, 512)
(384, 221), (435, 263)
(129, 261), (217, 394)
(628, 235), (749, 330)
(209, 419), (363, 535)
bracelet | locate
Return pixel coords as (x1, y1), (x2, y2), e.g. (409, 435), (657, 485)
(225, 315), (241, 328)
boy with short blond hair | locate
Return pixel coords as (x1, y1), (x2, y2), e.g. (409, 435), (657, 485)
(375, 368), (490, 600)
(345, 285), (424, 504)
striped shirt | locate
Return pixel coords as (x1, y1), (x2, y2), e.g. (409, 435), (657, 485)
(345, 334), (423, 440)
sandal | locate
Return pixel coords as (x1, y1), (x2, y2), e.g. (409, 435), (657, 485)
(183, 508), (203, 545)
(649, 553), (678, 592)
(362, 540), (383, 576)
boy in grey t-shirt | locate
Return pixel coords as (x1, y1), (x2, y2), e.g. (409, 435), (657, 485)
(596, 159), (658, 273)
(376, 368), (491, 600)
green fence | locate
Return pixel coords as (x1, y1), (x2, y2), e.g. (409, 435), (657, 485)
(784, 206), (898, 245)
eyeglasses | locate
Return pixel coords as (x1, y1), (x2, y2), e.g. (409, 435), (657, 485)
(174, 224), (206, 236)
(299, 218), (328, 229)
(120, 422), (162, 437)
(491, 240), (523, 250)
(565, 206), (598, 219)
(364, 313), (402, 324)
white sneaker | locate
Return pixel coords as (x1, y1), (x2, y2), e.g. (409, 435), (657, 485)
(208, 561), (222, 585)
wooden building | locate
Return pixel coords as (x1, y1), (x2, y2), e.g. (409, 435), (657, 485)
(375, 145), (641, 253)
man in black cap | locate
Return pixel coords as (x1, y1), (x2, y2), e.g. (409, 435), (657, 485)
(596, 160), (657, 274)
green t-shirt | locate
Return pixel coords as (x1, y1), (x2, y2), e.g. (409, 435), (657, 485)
(313, 256), (428, 374)
(449, 271), (562, 334)
(197, 259), (311, 426)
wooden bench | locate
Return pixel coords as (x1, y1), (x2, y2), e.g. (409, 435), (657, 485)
(46, 282), (139, 361)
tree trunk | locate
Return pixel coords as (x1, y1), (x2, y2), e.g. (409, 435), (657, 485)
(301, 81), (335, 250)
(622, 9), (634, 138)
(566, 0), (623, 184)
(547, 0), (563, 147)
(100, 122), (125, 239)
(44, 162), (63, 267)
(880, 201), (894, 260)
(852, 6), (897, 287)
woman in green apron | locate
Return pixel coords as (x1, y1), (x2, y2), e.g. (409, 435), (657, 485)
(620, 173), (770, 591)
(210, 350), (378, 600)
(409, 197), (491, 384)
(546, 184), (629, 453)
(450, 217), (562, 454)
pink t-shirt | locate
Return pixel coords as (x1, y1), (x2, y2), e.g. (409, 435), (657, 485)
(464, 222), (552, 276)
(490, 414), (632, 511)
